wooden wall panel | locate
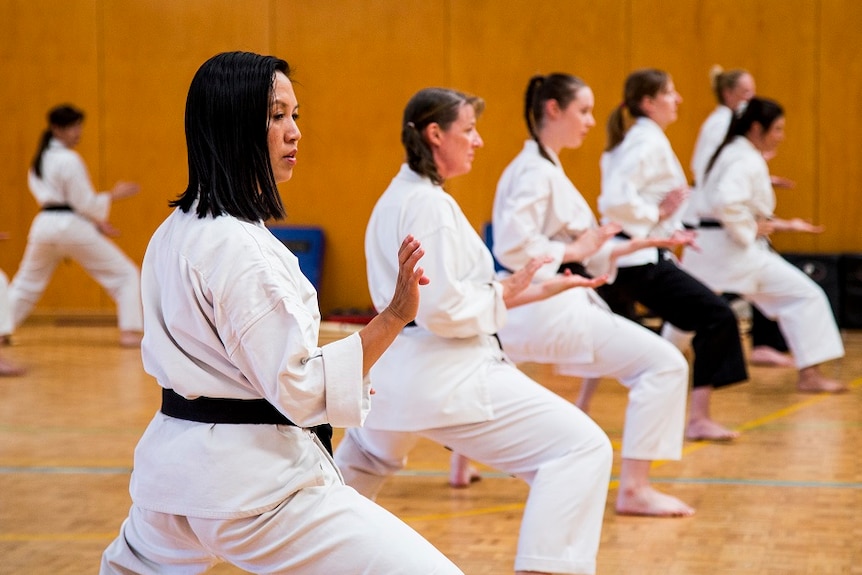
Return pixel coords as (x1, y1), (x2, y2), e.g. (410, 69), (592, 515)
(447, 1), (627, 232)
(99, 0), (273, 264)
(819, 0), (862, 252)
(275, 1), (448, 312)
(2, 0), (861, 317)
(0, 0), (103, 312)
(631, 0), (820, 253)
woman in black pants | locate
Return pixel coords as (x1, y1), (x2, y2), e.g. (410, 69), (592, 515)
(597, 68), (748, 441)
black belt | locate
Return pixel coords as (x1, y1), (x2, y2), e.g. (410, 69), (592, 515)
(614, 230), (671, 259)
(160, 387), (333, 455)
(558, 262), (590, 277)
(699, 219), (723, 228)
(41, 204), (73, 211)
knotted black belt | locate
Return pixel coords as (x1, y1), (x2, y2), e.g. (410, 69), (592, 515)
(41, 204), (73, 211)
(698, 219), (723, 228)
(160, 387), (333, 455)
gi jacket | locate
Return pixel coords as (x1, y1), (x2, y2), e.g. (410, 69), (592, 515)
(131, 208), (369, 519)
(493, 140), (616, 281)
(363, 164), (506, 431)
(598, 117), (688, 267)
(681, 136), (776, 293)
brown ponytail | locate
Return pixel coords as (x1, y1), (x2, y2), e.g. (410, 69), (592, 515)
(605, 68), (669, 151)
(401, 88), (484, 185)
(524, 73), (586, 164)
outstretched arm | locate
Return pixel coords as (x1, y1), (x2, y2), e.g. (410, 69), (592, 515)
(500, 257), (608, 309)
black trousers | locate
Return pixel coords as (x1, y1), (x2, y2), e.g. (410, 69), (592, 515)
(598, 256), (748, 389)
(722, 293), (790, 352)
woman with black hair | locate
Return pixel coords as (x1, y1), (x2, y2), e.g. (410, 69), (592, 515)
(686, 66), (795, 368)
(453, 73), (694, 517)
(597, 69), (749, 442)
(101, 51), (462, 575)
(680, 96), (845, 393)
(334, 86), (613, 575)
(7, 104), (143, 347)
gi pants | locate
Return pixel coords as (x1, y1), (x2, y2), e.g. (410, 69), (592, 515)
(735, 256), (843, 368)
(9, 212), (142, 331)
(723, 293), (790, 352)
(599, 256), (747, 389)
(101, 450), (462, 575)
(335, 362), (612, 575)
(499, 288), (688, 461)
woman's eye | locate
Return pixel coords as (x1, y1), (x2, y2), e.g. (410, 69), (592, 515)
(292, 113), (300, 121)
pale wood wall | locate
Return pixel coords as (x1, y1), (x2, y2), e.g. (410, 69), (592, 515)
(1, 0), (860, 316)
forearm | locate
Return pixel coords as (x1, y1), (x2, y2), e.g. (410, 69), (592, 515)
(503, 282), (547, 309)
(357, 308), (410, 375)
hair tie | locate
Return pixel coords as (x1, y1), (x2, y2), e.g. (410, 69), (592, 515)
(406, 121), (416, 129)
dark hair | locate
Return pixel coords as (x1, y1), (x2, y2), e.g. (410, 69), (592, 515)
(171, 51), (289, 220)
(605, 68), (670, 151)
(525, 73), (587, 163)
(32, 104), (85, 178)
(401, 87), (485, 185)
(709, 65), (749, 106)
(705, 96), (784, 177)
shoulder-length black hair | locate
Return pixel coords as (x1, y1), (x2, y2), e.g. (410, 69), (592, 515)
(705, 96), (784, 177)
(32, 104), (85, 178)
(171, 51), (289, 221)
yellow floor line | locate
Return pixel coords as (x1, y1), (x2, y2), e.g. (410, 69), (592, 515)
(3, 379), (858, 538)
(411, 376), (862, 520)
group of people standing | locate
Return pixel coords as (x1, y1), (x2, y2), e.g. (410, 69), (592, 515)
(4, 50), (841, 575)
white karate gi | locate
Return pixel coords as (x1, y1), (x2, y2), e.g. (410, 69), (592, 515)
(101, 208), (461, 575)
(492, 140), (688, 461)
(677, 104), (734, 228)
(334, 164), (612, 575)
(598, 118), (748, 388)
(691, 105), (733, 187)
(679, 137), (844, 369)
(8, 139), (142, 331)
(598, 117), (688, 261)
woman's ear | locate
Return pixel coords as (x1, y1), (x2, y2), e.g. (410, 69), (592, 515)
(749, 121), (765, 140)
(545, 98), (562, 119)
(639, 95), (654, 116)
(424, 122), (443, 147)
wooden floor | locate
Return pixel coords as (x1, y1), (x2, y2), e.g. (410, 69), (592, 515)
(0, 319), (860, 575)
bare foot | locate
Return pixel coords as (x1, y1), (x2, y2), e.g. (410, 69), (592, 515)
(749, 346), (794, 368)
(119, 331), (143, 348)
(616, 485), (695, 517)
(796, 370), (847, 394)
(0, 357), (25, 377)
(448, 452), (481, 488)
(685, 418), (740, 442)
